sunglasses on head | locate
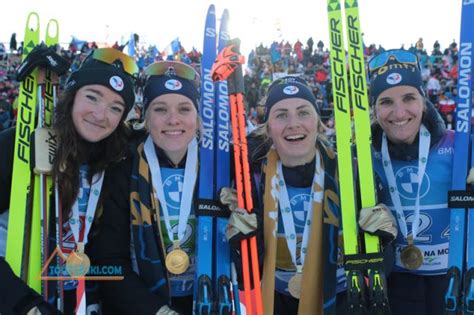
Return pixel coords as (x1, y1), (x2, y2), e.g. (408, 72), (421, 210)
(268, 76), (308, 91)
(86, 48), (139, 79)
(145, 61), (200, 88)
(368, 49), (420, 75)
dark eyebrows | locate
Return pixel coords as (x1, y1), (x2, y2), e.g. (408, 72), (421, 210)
(84, 87), (126, 108)
(83, 87), (103, 97)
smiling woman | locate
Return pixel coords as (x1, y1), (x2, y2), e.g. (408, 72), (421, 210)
(368, 49), (455, 315)
(0, 47), (137, 314)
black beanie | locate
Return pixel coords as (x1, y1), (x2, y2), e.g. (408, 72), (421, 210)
(143, 75), (199, 112)
(65, 59), (135, 112)
(369, 60), (425, 105)
(264, 76), (319, 121)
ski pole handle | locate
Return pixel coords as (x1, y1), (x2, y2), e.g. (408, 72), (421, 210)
(210, 38), (245, 95)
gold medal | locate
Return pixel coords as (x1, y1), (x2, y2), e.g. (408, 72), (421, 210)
(400, 244), (423, 270)
(288, 266), (302, 299)
(165, 241), (190, 275)
(66, 243), (91, 277)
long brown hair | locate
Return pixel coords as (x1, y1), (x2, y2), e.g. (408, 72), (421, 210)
(52, 88), (130, 218)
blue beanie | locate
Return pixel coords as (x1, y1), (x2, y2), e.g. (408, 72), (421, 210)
(264, 76), (319, 121)
(369, 60), (425, 105)
(143, 75), (199, 112)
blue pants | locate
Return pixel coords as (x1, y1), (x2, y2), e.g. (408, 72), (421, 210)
(388, 272), (447, 315)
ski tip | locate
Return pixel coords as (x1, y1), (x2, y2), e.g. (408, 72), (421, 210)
(26, 12), (40, 32)
(208, 4), (216, 14)
(46, 19), (60, 42)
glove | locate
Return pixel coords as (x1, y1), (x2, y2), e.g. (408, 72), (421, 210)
(358, 203), (397, 242)
(220, 187), (238, 211)
(220, 187), (257, 245)
(156, 305), (180, 315)
(16, 43), (70, 81)
(467, 167), (474, 184)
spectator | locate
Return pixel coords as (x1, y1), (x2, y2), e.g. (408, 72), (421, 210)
(9, 33), (17, 53)
(0, 100), (11, 131)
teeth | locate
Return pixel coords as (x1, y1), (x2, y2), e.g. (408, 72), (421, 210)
(392, 120), (409, 126)
(285, 134), (305, 140)
(164, 130), (183, 135)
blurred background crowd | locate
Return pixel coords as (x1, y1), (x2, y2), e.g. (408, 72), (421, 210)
(0, 35), (461, 145)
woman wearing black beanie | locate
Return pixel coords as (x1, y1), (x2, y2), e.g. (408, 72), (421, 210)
(0, 47), (138, 315)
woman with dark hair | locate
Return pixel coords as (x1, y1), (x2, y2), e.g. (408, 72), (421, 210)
(0, 47), (138, 315)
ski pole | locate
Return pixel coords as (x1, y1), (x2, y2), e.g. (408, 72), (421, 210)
(211, 38), (263, 315)
(231, 263), (241, 315)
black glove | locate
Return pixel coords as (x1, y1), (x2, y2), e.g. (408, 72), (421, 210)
(16, 43), (70, 81)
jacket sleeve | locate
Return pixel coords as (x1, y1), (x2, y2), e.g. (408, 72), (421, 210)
(0, 127), (15, 213)
(0, 258), (60, 315)
(88, 157), (166, 315)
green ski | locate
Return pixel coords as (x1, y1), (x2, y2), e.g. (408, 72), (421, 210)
(6, 12), (40, 281)
(326, 0), (390, 313)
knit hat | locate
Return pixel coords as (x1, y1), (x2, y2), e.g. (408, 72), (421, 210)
(143, 75), (199, 112)
(65, 57), (136, 112)
(369, 59), (425, 105)
(264, 76), (319, 121)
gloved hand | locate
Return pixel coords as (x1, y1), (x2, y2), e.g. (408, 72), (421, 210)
(156, 305), (180, 315)
(467, 167), (474, 184)
(358, 203), (397, 243)
(220, 187), (257, 246)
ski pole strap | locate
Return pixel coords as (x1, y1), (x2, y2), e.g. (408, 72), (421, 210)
(344, 252), (384, 271)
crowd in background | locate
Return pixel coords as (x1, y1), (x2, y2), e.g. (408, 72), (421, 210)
(0, 35), (461, 139)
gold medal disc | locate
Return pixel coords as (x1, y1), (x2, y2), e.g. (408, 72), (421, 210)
(400, 244), (423, 270)
(165, 248), (190, 275)
(66, 251), (91, 277)
(288, 272), (302, 299)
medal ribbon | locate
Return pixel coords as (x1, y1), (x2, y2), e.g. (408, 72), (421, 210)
(70, 170), (104, 315)
(381, 124), (430, 242)
(70, 171), (105, 247)
(276, 151), (324, 270)
(144, 135), (198, 247)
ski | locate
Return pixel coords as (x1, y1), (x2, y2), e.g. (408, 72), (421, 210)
(195, 4), (217, 314)
(5, 12), (40, 282)
(445, 1), (474, 313)
(343, 0), (390, 312)
(326, 0), (389, 313)
(214, 8), (233, 315)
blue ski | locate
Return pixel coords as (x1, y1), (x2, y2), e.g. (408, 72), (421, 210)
(195, 5), (217, 314)
(445, 1), (474, 313)
(214, 8), (233, 315)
